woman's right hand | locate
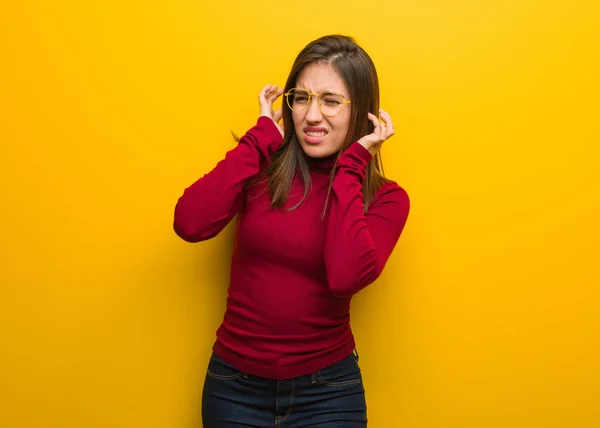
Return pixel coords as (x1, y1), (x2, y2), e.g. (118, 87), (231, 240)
(258, 84), (285, 138)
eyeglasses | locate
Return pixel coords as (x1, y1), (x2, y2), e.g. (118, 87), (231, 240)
(284, 88), (351, 117)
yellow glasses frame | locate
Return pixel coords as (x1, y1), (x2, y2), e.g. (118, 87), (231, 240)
(284, 88), (351, 117)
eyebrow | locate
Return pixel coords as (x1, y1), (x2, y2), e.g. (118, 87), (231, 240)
(295, 85), (345, 95)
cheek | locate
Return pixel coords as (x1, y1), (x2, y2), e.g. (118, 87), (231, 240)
(292, 111), (303, 130)
(331, 114), (351, 138)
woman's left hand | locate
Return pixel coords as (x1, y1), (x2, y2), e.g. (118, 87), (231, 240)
(357, 109), (395, 156)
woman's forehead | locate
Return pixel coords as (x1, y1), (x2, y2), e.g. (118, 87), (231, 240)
(296, 63), (348, 95)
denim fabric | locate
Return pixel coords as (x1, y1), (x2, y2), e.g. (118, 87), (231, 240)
(202, 351), (368, 427)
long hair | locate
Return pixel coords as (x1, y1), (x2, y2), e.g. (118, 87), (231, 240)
(261, 35), (389, 215)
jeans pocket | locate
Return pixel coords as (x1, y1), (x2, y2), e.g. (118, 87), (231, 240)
(206, 353), (244, 380)
(316, 352), (361, 387)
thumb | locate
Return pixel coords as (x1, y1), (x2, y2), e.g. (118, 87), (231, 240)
(273, 108), (283, 124)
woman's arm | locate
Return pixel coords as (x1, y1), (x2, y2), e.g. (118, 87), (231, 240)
(173, 84), (285, 242)
(173, 116), (282, 242)
(323, 142), (410, 296)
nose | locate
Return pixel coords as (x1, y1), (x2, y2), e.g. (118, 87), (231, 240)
(305, 97), (323, 123)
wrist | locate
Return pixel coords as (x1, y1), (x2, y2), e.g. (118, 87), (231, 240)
(255, 116), (283, 147)
(357, 138), (371, 154)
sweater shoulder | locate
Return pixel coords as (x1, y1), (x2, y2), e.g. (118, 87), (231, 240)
(376, 179), (409, 202)
(368, 179), (410, 215)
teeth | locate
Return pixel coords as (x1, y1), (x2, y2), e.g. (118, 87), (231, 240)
(306, 131), (327, 137)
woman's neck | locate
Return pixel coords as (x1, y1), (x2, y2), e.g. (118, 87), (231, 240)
(304, 152), (338, 171)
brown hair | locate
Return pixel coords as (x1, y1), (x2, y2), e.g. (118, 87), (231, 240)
(260, 35), (389, 215)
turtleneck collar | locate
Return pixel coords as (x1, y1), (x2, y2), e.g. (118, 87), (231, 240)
(304, 152), (338, 172)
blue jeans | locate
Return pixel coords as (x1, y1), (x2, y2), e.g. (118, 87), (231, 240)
(202, 350), (368, 427)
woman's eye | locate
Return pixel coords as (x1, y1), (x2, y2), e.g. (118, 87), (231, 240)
(323, 97), (341, 105)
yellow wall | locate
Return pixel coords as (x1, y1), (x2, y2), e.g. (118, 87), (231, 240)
(1, 1), (598, 427)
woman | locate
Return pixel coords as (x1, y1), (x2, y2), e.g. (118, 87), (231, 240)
(173, 34), (410, 427)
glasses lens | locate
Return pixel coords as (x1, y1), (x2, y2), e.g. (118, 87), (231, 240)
(288, 89), (310, 111)
(319, 92), (344, 116)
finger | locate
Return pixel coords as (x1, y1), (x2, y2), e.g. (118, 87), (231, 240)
(273, 108), (283, 123)
(379, 124), (386, 141)
(379, 109), (395, 137)
(259, 84), (273, 101)
(269, 87), (285, 103)
(367, 112), (379, 131)
(373, 112), (385, 136)
(367, 113), (381, 140)
(376, 112), (388, 140)
(265, 86), (276, 101)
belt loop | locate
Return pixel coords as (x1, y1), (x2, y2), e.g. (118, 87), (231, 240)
(353, 348), (360, 367)
(310, 372), (317, 384)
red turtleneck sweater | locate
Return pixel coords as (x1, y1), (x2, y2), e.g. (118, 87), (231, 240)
(173, 116), (410, 380)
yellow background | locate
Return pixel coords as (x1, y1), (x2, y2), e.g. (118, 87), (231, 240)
(1, 1), (599, 427)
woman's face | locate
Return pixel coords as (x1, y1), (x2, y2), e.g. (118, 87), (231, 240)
(291, 62), (351, 159)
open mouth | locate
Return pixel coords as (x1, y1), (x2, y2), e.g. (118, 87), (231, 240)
(304, 128), (328, 144)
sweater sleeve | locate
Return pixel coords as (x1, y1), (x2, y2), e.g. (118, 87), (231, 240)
(173, 116), (283, 243)
(323, 142), (410, 297)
